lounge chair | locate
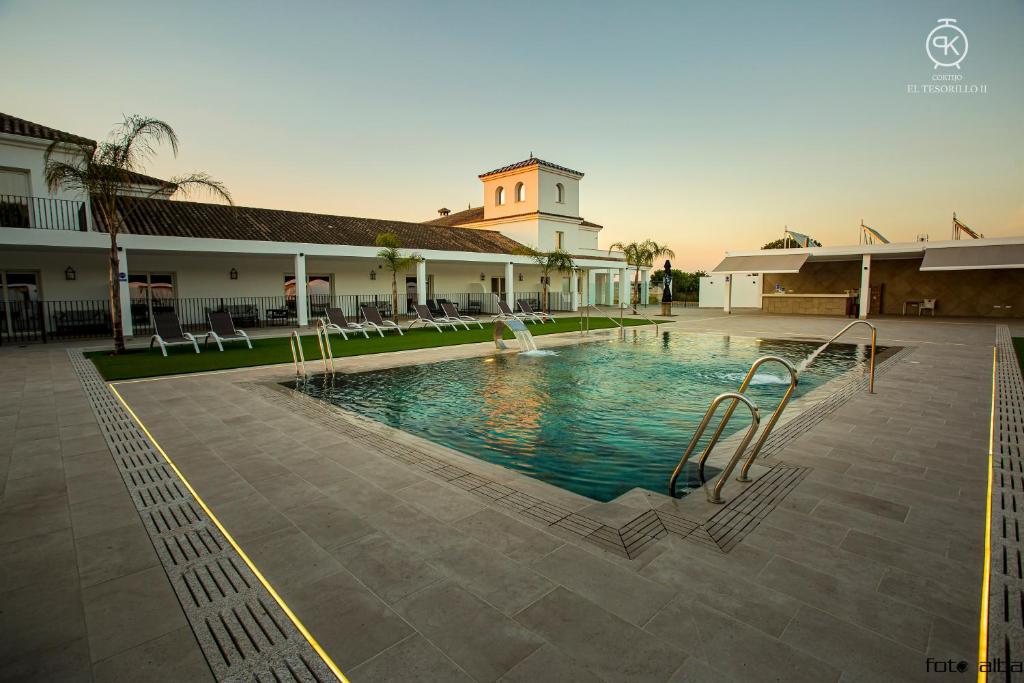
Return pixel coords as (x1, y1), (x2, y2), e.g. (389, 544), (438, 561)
(408, 304), (460, 332)
(204, 311), (253, 351)
(150, 312), (200, 356)
(518, 299), (553, 324)
(493, 299), (533, 323)
(440, 301), (483, 329)
(324, 307), (370, 340)
(360, 304), (403, 336)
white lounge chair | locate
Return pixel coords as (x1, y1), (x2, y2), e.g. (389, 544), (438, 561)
(204, 311), (252, 351)
(360, 304), (403, 336)
(440, 301), (483, 329)
(408, 304), (460, 332)
(324, 307), (370, 339)
(517, 299), (554, 324)
(919, 298), (936, 316)
(150, 312), (200, 356)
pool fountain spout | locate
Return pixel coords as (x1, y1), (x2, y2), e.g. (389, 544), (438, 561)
(804, 320), (877, 393)
(494, 318), (538, 352)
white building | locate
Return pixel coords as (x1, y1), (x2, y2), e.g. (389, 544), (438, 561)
(0, 113), (645, 342)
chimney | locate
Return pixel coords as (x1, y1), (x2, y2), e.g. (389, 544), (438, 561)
(437, 207), (450, 217)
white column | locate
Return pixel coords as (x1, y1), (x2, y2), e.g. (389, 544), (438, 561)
(294, 252), (308, 326)
(570, 268), (579, 312)
(619, 268), (628, 308)
(605, 270), (614, 305)
(724, 275), (733, 314)
(416, 259), (427, 306)
(117, 247), (132, 337)
(859, 254), (871, 319)
(587, 269), (597, 306)
(641, 270), (650, 307)
(505, 261), (515, 307)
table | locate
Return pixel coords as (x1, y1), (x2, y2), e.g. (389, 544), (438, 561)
(902, 300), (922, 315)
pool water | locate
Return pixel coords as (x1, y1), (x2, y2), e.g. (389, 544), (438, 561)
(289, 331), (876, 502)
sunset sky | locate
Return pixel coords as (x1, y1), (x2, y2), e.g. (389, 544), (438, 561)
(3, 0), (1021, 270)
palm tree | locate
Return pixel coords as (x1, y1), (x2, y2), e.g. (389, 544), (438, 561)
(609, 239), (676, 310)
(375, 232), (422, 318)
(44, 115), (232, 353)
(522, 248), (575, 312)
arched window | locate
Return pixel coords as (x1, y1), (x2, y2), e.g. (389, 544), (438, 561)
(496, 186), (506, 206)
(555, 183), (565, 203)
(515, 182), (525, 202)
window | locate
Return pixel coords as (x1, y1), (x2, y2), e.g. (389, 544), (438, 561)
(128, 272), (175, 326)
(495, 186), (506, 206)
(555, 183), (565, 203)
(1, 271), (41, 335)
(515, 182), (525, 202)
(556, 231), (565, 249)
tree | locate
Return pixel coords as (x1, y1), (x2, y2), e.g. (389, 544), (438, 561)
(763, 237), (821, 249)
(650, 269), (707, 300)
(375, 232), (422, 318)
(521, 248), (575, 312)
(609, 239), (676, 309)
(44, 115), (231, 353)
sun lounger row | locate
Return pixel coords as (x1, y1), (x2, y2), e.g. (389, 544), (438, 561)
(149, 300), (557, 355)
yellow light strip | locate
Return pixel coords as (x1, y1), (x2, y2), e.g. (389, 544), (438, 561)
(977, 345), (997, 682)
(110, 384), (349, 683)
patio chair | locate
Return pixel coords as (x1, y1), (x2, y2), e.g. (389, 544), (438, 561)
(493, 299), (533, 323)
(324, 307), (370, 340)
(919, 298), (936, 316)
(359, 304), (403, 336)
(517, 298), (554, 324)
(440, 301), (483, 329)
(204, 311), (253, 352)
(150, 312), (200, 356)
(408, 304), (460, 332)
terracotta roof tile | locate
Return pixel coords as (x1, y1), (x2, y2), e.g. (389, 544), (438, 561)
(97, 197), (527, 254)
(0, 112), (95, 147)
(479, 157), (583, 178)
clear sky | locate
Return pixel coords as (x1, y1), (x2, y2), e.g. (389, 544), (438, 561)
(2, 0), (1021, 270)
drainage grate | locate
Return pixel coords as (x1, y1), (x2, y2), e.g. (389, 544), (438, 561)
(68, 350), (339, 682)
(988, 327), (1024, 673)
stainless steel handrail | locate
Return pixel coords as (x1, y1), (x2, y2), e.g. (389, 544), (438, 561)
(668, 392), (761, 503)
(822, 320), (877, 393)
(580, 304), (624, 337)
(736, 357), (799, 481)
(289, 330), (306, 376)
(315, 319), (336, 374)
(617, 302), (659, 334)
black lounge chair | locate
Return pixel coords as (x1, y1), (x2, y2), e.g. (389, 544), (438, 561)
(150, 312), (200, 356)
(359, 304), (403, 336)
(204, 311), (253, 351)
(408, 304), (460, 332)
(440, 301), (483, 329)
(324, 307), (370, 339)
(517, 299), (553, 324)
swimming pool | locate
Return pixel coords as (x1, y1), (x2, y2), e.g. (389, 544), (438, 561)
(288, 331), (877, 502)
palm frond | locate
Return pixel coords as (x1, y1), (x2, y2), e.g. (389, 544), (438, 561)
(166, 173), (234, 205)
(113, 115), (179, 171)
(43, 161), (90, 196)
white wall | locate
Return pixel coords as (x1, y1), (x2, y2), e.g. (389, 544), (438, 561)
(537, 168), (580, 217)
(0, 136), (89, 204)
(699, 274), (762, 308)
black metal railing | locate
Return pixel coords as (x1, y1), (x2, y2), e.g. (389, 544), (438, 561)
(0, 195), (87, 231)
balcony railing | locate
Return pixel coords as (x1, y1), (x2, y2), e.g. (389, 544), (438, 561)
(0, 195), (87, 231)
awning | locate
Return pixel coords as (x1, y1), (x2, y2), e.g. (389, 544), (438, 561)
(920, 244), (1024, 271)
(712, 253), (808, 273)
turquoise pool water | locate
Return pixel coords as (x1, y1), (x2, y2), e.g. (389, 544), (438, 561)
(289, 331), (876, 502)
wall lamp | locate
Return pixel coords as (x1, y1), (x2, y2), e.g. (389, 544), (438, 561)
(370, 270), (377, 281)
(518, 273), (524, 282)
(480, 272), (486, 281)
(65, 266), (76, 281)
(229, 268), (238, 280)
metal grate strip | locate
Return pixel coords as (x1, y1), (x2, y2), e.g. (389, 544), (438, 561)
(68, 350), (339, 682)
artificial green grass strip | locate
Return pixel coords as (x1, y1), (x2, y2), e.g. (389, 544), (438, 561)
(87, 317), (663, 381)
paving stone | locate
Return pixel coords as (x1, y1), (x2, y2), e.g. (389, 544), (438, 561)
(332, 532), (445, 604)
(91, 626), (213, 682)
(242, 525), (343, 594)
(395, 478), (487, 523)
(0, 527), (78, 593)
(349, 634), (474, 682)
(75, 521), (159, 588)
(396, 581), (544, 682)
(0, 493), (70, 543)
(454, 507), (565, 562)
(499, 643), (606, 682)
(280, 493), (373, 550)
(0, 577), (86, 665)
(282, 569), (414, 670)
(0, 637), (92, 683)
(516, 586), (686, 682)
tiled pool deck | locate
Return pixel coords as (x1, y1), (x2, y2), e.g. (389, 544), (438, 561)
(2, 310), (1022, 681)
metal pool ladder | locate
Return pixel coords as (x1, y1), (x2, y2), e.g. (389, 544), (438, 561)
(820, 319), (877, 394)
(288, 330), (306, 376)
(314, 319), (336, 374)
(668, 355), (798, 503)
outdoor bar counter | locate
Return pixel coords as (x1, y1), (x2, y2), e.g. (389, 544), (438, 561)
(761, 293), (853, 315)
